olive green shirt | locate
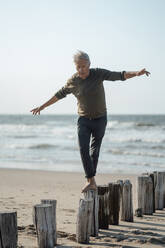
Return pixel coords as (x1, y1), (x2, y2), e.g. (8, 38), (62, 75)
(54, 68), (126, 119)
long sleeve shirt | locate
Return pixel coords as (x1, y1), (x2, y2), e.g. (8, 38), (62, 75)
(54, 68), (126, 119)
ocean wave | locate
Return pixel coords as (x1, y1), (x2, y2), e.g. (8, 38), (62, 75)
(10, 135), (38, 139)
(107, 121), (134, 129)
(1, 143), (57, 149)
(125, 144), (165, 150)
(107, 120), (162, 130)
(107, 149), (165, 158)
(0, 124), (47, 129)
(1, 143), (77, 150)
(151, 145), (165, 150)
(28, 144), (57, 149)
(135, 122), (155, 127)
(107, 120), (120, 128)
(111, 138), (143, 143)
(131, 161), (165, 169)
(111, 137), (165, 144)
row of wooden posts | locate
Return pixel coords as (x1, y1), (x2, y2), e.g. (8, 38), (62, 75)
(77, 180), (133, 244)
(138, 171), (165, 214)
(0, 171), (165, 247)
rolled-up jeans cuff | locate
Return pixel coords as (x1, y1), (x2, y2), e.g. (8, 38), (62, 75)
(85, 174), (95, 179)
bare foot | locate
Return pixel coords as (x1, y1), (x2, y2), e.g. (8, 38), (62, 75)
(81, 182), (97, 193)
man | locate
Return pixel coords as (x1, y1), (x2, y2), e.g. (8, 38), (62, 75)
(30, 50), (150, 193)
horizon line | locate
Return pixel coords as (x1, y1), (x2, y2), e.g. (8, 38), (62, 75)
(0, 113), (165, 116)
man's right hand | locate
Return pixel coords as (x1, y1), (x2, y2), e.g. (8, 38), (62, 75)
(30, 105), (45, 115)
(30, 95), (59, 115)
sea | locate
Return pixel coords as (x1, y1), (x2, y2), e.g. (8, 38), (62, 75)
(0, 114), (165, 174)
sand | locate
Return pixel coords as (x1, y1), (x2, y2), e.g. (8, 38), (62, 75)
(0, 168), (165, 247)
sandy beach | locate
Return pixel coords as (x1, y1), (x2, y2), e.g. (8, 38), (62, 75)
(0, 168), (165, 247)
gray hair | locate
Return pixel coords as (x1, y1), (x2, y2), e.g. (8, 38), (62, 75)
(73, 50), (90, 64)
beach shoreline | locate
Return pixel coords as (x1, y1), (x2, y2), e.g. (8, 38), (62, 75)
(0, 168), (165, 247)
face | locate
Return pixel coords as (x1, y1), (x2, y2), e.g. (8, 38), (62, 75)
(75, 59), (90, 79)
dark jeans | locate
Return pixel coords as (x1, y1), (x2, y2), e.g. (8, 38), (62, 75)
(77, 114), (107, 179)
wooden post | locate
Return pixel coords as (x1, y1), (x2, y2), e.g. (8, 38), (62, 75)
(76, 194), (93, 244)
(138, 176), (153, 214)
(41, 199), (57, 245)
(117, 179), (123, 220)
(149, 173), (155, 212)
(154, 171), (164, 210)
(108, 183), (120, 225)
(33, 204), (55, 248)
(98, 185), (109, 229)
(84, 189), (99, 237)
(162, 172), (165, 208)
(119, 180), (133, 222)
(0, 211), (17, 248)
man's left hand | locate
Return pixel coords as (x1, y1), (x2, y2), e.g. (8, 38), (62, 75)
(136, 68), (150, 77)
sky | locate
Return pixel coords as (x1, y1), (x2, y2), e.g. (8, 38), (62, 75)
(0, 0), (165, 115)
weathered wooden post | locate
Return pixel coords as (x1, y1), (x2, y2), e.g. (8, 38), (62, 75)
(84, 189), (99, 237)
(108, 183), (120, 225)
(154, 171), (164, 210)
(138, 176), (153, 214)
(33, 204), (55, 248)
(149, 173), (155, 212)
(41, 199), (57, 245)
(162, 172), (165, 207)
(76, 193), (93, 243)
(0, 211), (17, 248)
(118, 180), (133, 222)
(117, 179), (123, 219)
(98, 185), (109, 229)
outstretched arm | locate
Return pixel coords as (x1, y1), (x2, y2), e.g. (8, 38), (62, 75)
(30, 95), (59, 115)
(124, 68), (150, 80)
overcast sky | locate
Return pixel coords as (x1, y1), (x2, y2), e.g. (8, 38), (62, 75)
(0, 0), (164, 115)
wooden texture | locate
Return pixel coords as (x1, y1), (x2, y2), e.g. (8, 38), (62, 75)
(108, 183), (120, 225)
(119, 180), (133, 222)
(97, 185), (109, 229)
(33, 204), (55, 248)
(84, 189), (99, 237)
(117, 179), (124, 220)
(76, 194), (93, 244)
(149, 173), (155, 212)
(0, 211), (17, 248)
(41, 199), (57, 245)
(162, 172), (165, 207)
(154, 171), (164, 210)
(138, 176), (153, 214)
